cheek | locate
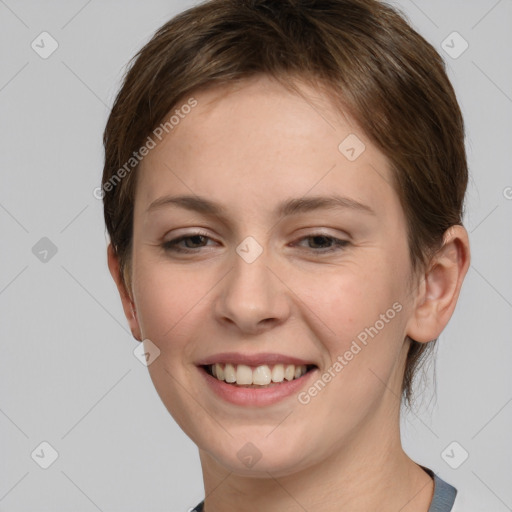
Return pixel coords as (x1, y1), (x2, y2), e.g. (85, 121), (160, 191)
(294, 259), (404, 343)
(291, 255), (410, 405)
(131, 256), (210, 357)
(294, 264), (407, 429)
(129, 257), (215, 430)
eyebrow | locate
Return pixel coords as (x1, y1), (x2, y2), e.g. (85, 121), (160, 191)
(146, 194), (376, 218)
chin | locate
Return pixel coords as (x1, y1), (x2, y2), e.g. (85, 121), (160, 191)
(203, 437), (316, 478)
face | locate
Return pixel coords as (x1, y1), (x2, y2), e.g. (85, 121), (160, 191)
(122, 75), (422, 477)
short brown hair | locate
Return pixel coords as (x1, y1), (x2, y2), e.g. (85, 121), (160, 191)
(102, 0), (467, 408)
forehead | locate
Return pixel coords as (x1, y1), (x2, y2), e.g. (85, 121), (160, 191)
(135, 75), (400, 222)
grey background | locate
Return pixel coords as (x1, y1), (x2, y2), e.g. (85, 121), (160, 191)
(0, 0), (511, 510)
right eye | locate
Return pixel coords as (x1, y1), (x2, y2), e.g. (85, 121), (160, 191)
(162, 232), (216, 253)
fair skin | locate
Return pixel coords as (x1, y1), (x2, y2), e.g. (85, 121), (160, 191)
(108, 75), (470, 512)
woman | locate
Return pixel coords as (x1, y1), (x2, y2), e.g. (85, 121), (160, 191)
(102, 1), (470, 510)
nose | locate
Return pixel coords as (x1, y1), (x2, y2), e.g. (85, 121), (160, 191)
(214, 246), (291, 335)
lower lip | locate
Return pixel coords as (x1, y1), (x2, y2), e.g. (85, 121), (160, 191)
(198, 366), (318, 407)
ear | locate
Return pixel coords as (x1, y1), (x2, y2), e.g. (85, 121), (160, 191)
(107, 243), (142, 341)
(406, 225), (470, 343)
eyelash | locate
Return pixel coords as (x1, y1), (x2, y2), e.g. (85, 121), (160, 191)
(161, 232), (349, 254)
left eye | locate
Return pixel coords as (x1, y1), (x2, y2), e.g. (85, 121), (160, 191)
(293, 234), (349, 252)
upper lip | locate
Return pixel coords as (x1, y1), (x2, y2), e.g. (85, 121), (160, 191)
(196, 352), (317, 367)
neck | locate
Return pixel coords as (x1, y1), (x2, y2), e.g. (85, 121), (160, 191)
(198, 394), (434, 512)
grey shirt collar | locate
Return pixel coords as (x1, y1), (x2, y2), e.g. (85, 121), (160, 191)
(421, 465), (458, 512)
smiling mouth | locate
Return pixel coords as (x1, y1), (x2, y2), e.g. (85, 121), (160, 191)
(202, 363), (317, 388)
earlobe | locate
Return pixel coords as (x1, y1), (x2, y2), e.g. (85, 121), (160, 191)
(107, 244), (142, 341)
(406, 225), (470, 343)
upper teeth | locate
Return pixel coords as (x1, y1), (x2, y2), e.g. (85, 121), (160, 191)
(209, 363), (308, 385)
